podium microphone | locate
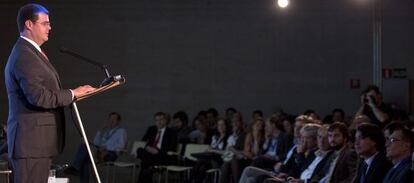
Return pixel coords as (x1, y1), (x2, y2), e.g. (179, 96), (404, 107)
(59, 47), (125, 86)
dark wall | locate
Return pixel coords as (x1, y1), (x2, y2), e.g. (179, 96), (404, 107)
(1, 0), (414, 162)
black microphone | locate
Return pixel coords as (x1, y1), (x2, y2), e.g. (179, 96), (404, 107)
(59, 47), (125, 86)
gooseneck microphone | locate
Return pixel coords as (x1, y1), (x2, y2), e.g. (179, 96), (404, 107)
(59, 47), (125, 86)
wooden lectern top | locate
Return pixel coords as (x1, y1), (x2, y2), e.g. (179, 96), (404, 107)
(74, 80), (124, 102)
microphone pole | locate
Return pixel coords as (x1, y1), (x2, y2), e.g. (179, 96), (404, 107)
(59, 47), (125, 86)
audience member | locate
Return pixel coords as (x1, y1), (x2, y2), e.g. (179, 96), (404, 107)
(220, 112), (246, 183)
(171, 110), (192, 143)
(252, 110), (264, 120)
(207, 108), (219, 130)
(65, 112), (127, 183)
(355, 85), (393, 128)
(316, 122), (357, 183)
(137, 112), (177, 183)
(191, 118), (230, 183)
(353, 123), (392, 183)
(383, 124), (414, 183)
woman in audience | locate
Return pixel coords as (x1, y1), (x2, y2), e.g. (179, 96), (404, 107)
(189, 116), (212, 144)
(220, 112), (247, 183)
(191, 118), (231, 182)
(227, 118), (266, 181)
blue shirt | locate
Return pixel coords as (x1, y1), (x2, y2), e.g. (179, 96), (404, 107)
(93, 126), (127, 152)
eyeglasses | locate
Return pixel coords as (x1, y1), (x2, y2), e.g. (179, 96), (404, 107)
(386, 137), (402, 144)
(34, 21), (51, 27)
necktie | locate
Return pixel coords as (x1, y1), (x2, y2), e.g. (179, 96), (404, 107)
(359, 161), (368, 183)
(40, 51), (49, 61)
(152, 130), (161, 148)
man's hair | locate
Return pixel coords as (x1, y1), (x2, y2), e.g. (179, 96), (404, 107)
(252, 110), (263, 117)
(364, 85), (381, 95)
(387, 123), (414, 149)
(328, 122), (349, 140)
(332, 108), (345, 117)
(109, 112), (121, 121)
(384, 122), (406, 135)
(356, 123), (385, 151)
(173, 111), (189, 125)
(225, 107), (237, 113)
(207, 108), (219, 117)
(154, 112), (166, 118)
(301, 123), (321, 139)
(17, 3), (49, 33)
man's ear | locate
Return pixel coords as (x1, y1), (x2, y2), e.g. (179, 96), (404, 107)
(24, 20), (33, 31)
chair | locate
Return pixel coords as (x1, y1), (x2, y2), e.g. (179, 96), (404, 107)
(205, 168), (221, 183)
(103, 140), (146, 183)
(157, 144), (210, 183)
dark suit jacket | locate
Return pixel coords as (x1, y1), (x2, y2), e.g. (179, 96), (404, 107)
(311, 144), (358, 183)
(353, 151), (392, 183)
(329, 144), (358, 183)
(142, 126), (177, 155)
(5, 38), (72, 158)
(308, 150), (334, 183)
(383, 157), (413, 183)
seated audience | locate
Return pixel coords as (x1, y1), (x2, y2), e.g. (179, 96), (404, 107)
(315, 122), (357, 183)
(171, 110), (192, 144)
(189, 116), (212, 144)
(191, 118), (230, 183)
(355, 85), (393, 128)
(383, 123), (414, 183)
(220, 112), (246, 183)
(65, 112), (127, 183)
(353, 123), (392, 183)
(137, 112), (177, 183)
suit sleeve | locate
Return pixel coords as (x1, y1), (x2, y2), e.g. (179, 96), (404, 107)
(13, 57), (73, 109)
(338, 149), (358, 183)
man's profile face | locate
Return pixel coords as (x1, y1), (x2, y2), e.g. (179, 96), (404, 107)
(354, 131), (377, 158)
(28, 12), (51, 45)
(385, 130), (408, 160)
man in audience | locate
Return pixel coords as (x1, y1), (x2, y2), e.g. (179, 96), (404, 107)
(316, 122), (357, 183)
(355, 85), (393, 128)
(137, 112), (177, 183)
(238, 117), (313, 183)
(207, 108), (219, 130)
(383, 124), (413, 183)
(288, 125), (334, 183)
(353, 123), (392, 183)
(65, 112), (127, 183)
(171, 110), (191, 144)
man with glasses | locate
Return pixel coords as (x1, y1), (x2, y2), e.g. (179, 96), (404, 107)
(5, 3), (95, 183)
(383, 124), (414, 183)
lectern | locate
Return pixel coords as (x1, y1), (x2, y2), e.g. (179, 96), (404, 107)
(72, 78), (125, 183)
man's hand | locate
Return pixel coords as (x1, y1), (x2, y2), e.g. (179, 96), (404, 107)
(289, 178), (304, 183)
(145, 146), (159, 155)
(72, 85), (96, 98)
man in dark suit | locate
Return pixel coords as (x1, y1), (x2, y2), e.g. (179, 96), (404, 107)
(137, 112), (178, 182)
(315, 122), (357, 183)
(4, 3), (95, 183)
(353, 123), (392, 183)
(383, 125), (413, 183)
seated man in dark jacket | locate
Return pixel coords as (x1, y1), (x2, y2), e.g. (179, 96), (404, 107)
(137, 112), (177, 183)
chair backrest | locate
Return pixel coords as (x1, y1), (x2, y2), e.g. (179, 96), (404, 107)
(184, 144), (210, 161)
(130, 141), (146, 157)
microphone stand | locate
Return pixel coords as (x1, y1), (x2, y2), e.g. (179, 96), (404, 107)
(60, 47), (125, 183)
